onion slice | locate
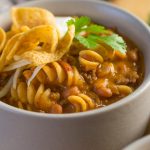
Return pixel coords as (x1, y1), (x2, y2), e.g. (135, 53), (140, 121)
(27, 64), (45, 86)
(13, 55), (21, 61)
(13, 68), (23, 89)
(0, 75), (13, 98)
(3, 59), (31, 72)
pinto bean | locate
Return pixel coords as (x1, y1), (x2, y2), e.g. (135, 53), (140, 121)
(63, 104), (75, 113)
(50, 104), (63, 114)
(95, 86), (112, 97)
(97, 62), (115, 78)
(62, 86), (80, 98)
(94, 79), (112, 97)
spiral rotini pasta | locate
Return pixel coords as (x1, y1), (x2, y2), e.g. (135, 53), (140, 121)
(0, 7), (144, 114)
(11, 82), (60, 112)
(17, 101), (32, 111)
(23, 61), (84, 87)
(68, 94), (96, 112)
(79, 50), (103, 71)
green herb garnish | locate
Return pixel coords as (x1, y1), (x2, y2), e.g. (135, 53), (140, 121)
(67, 16), (127, 54)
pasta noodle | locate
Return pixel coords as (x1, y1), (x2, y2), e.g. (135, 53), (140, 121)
(22, 61), (84, 87)
(79, 50), (103, 71)
(68, 94), (95, 112)
(11, 83), (60, 112)
(43, 61), (83, 86)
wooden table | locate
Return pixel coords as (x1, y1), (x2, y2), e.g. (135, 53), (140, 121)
(111, 0), (150, 22)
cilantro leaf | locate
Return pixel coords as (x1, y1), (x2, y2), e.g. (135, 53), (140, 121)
(87, 34), (101, 41)
(75, 35), (99, 49)
(67, 19), (75, 26)
(75, 16), (90, 32)
(85, 25), (106, 34)
(67, 16), (127, 54)
(67, 16), (90, 33)
(98, 34), (127, 54)
(86, 34), (127, 53)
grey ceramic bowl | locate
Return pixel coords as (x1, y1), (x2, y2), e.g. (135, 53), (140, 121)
(124, 135), (150, 150)
(0, 0), (150, 150)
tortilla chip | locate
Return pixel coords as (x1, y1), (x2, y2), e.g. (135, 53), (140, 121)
(20, 25), (75, 66)
(6, 25), (58, 63)
(0, 27), (6, 52)
(7, 25), (30, 41)
(12, 7), (55, 29)
(0, 33), (23, 71)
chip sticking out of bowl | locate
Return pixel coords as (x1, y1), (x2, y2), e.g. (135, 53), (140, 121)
(11, 7), (56, 29)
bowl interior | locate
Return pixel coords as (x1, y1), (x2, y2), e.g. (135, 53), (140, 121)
(0, 0), (150, 116)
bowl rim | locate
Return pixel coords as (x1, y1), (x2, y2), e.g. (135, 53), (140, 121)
(0, 0), (150, 119)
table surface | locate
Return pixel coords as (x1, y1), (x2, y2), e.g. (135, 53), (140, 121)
(111, 0), (150, 22)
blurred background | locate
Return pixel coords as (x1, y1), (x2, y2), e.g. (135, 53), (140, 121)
(0, 0), (150, 24)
